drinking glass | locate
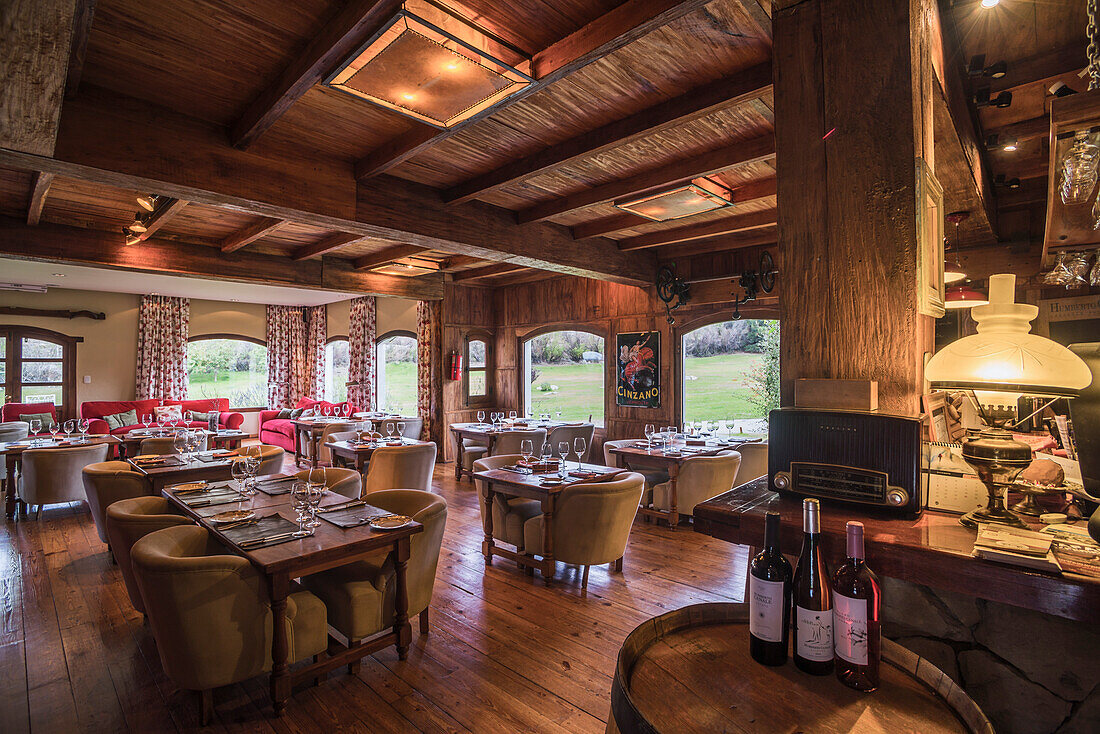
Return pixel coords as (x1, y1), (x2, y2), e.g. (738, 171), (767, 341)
(78, 418), (90, 443)
(397, 421), (406, 439)
(183, 410), (193, 425)
(386, 422), (396, 439)
(541, 441), (554, 463)
(477, 410), (485, 426)
(557, 441), (569, 477)
(172, 431), (187, 460)
(573, 437), (587, 470)
(291, 481), (311, 532)
(509, 410), (517, 421)
(644, 423), (655, 448)
(49, 422), (60, 442)
(142, 413), (152, 431)
(305, 467), (325, 529)
(231, 458), (248, 492)
(64, 418), (75, 438)
(29, 419), (42, 442)
(520, 439), (534, 471)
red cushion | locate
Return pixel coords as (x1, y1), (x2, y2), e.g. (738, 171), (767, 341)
(263, 418), (296, 438)
(80, 399), (160, 420)
(2, 402), (58, 422)
(295, 397), (320, 409)
(165, 398), (230, 413)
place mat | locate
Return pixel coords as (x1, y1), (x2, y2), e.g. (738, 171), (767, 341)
(173, 485), (246, 508)
(130, 456), (183, 468)
(220, 514), (303, 549)
(317, 502), (392, 529)
(255, 475), (298, 495)
(196, 449), (240, 462)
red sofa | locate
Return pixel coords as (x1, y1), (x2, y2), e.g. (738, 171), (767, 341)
(259, 397), (356, 452)
(80, 398), (245, 436)
(2, 402), (59, 434)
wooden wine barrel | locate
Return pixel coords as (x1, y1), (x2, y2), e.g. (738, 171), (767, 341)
(608, 603), (992, 734)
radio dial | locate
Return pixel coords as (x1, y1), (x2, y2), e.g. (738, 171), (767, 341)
(773, 472), (791, 490)
(886, 487), (909, 507)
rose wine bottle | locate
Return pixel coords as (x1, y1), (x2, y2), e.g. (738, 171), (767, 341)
(792, 498), (833, 675)
(832, 521), (881, 691)
(749, 511), (792, 666)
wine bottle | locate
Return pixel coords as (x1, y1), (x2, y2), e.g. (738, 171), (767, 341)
(792, 498), (833, 675)
(833, 521), (882, 691)
(749, 511), (793, 666)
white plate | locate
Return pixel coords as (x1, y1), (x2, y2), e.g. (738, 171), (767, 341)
(369, 514), (413, 530)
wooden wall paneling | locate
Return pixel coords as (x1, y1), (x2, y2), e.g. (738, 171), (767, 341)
(440, 283), (497, 461)
(0, 0), (79, 156)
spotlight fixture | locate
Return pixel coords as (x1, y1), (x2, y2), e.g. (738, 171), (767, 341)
(122, 227), (142, 246)
(994, 174), (1021, 189)
(1001, 138), (1018, 152)
(980, 0), (999, 8)
(324, 1), (533, 128)
(973, 88), (1012, 109)
(136, 194), (160, 212)
(1049, 81), (1076, 98)
(614, 177), (733, 222)
(945, 285), (989, 309)
(967, 55), (1006, 80)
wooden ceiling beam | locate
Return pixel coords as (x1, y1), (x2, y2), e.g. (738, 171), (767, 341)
(986, 115), (1048, 146)
(220, 217), (288, 253)
(64, 0), (96, 99)
(996, 176), (1047, 212)
(487, 269), (556, 287)
(987, 46), (1086, 94)
(135, 197), (189, 241)
(0, 217), (444, 300)
(738, 0), (772, 40)
(617, 209), (777, 251)
(292, 233), (366, 261)
(230, 0), (404, 150)
(443, 63), (774, 204)
(451, 263), (527, 281)
(26, 172), (55, 226)
(439, 254), (484, 271)
(654, 225), (777, 260)
(353, 0), (713, 180)
(516, 136), (775, 223)
(353, 244), (430, 270)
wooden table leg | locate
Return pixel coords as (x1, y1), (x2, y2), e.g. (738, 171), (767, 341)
(5, 456), (17, 520)
(453, 431), (464, 480)
(309, 432), (319, 469)
(482, 484), (495, 566)
(293, 426), (303, 468)
(540, 495), (557, 583)
(393, 536), (412, 660)
(667, 464), (680, 529)
(268, 573), (291, 715)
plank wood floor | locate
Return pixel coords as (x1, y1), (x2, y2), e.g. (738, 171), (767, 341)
(0, 461), (748, 733)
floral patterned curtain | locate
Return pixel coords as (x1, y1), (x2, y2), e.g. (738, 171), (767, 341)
(266, 305), (327, 408)
(346, 296), (376, 410)
(135, 295), (190, 400)
(416, 300), (439, 441)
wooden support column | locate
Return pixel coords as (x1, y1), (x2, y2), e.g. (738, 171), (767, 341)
(775, 0), (937, 415)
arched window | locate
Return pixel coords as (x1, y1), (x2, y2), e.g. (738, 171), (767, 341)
(522, 328), (605, 426)
(376, 330), (417, 416)
(679, 318), (778, 437)
(464, 329), (492, 406)
(186, 335), (267, 409)
(1, 326), (81, 417)
(325, 337), (350, 402)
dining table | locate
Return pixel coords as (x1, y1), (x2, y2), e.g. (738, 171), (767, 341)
(610, 437), (761, 527)
(291, 416), (377, 469)
(2, 434), (121, 519)
(162, 479), (422, 715)
(326, 436), (435, 474)
(449, 420), (570, 480)
(128, 450), (243, 493)
(474, 460), (622, 582)
(117, 427), (247, 458)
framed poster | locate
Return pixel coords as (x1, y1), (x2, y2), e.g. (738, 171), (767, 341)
(915, 157), (946, 318)
(616, 331), (660, 408)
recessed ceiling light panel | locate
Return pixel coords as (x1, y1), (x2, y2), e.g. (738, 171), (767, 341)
(370, 256), (443, 277)
(325, 3), (533, 128)
(614, 177), (734, 222)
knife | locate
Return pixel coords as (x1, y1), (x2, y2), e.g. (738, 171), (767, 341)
(239, 530), (304, 548)
(318, 499), (367, 513)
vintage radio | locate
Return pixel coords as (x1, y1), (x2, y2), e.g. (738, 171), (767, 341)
(767, 408), (922, 518)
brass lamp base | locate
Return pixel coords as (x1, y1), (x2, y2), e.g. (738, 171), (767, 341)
(960, 487), (1030, 529)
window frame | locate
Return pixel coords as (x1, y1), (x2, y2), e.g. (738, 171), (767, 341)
(1, 325), (82, 420)
(519, 324), (607, 427)
(375, 329), (418, 415)
(324, 335), (350, 403)
(185, 333), (268, 410)
(463, 328), (493, 408)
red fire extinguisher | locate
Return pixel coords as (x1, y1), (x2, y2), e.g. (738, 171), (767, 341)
(449, 351), (463, 381)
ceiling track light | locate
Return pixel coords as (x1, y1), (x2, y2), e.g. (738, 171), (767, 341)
(984, 134), (1016, 152)
(1049, 81), (1077, 98)
(973, 88), (1012, 109)
(122, 227), (142, 246)
(967, 55), (1007, 80)
(980, 0), (999, 8)
(994, 174), (1021, 189)
(128, 212), (148, 233)
(136, 194), (160, 212)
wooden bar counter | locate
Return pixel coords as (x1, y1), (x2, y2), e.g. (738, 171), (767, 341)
(693, 478), (1100, 623)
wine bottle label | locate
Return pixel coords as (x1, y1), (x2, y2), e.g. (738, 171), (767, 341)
(833, 593), (869, 665)
(749, 576), (785, 643)
(795, 606), (833, 662)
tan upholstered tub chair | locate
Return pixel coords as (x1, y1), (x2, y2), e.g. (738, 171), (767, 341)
(546, 423), (595, 462)
(522, 471), (644, 588)
(472, 454), (543, 554)
(82, 460), (151, 544)
(603, 438), (670, 488)
(733, 442), (768, 486)
(303, 489), (447, 644)
(0, 421), (29, 500)
(362, 442), (437, 495)
(374, 417), (424, 440)
(132, 525), (328, 724)
(647, 450), (742, 521)
(104, 496), (192, 614)
(19, 442), (109, 517)
(240, 443), (285, 476)
(293, 466), (362, 499)
(461, 428), (546, 475)
(304, 421), (355, 466)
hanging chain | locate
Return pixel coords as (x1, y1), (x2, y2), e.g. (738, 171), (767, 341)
(1089, 0), (1100, 90)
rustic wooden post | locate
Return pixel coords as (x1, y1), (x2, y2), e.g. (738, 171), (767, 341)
(774, 0), (939, 415)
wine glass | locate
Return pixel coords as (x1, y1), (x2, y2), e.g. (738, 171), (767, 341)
(49, 421), (60, 442)
(141, 413), (151, 432)
(477, 410), (485, 426)
(183, 410), (193, 426)
(557, 441), (569, 477)
(509, 410), (517, 421)
(29, 418), (42, 443)
(573, 436), (587, 470)
(172, 431), (187, 461)
(541, 441), (554, 463)
(386, 422), (396, 440)
(305, 467), (326, 528)
(64, 418), (75, 439)
(291, 481), (311, 532)
(78, 418), (90, 443)
(520, 439), (534, 472)
(644, 423), (655, 449)
(243, 455), (261, 507)
(231, 458), (248, 492)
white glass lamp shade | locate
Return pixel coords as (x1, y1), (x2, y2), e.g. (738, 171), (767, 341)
(926, 274), (1093, 397)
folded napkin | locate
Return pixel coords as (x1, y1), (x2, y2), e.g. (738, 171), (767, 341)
(255, 476), (297, 496)
(175, 486), (246, 508)
(318, 502), (390, 529)
(221, 514), (302, 548)
(568, 470), (601, 480)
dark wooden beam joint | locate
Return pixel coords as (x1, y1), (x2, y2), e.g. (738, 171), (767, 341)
(27, 171), (55, 225)
(292, 233), (365, 261)
(220, 217), (288, 253)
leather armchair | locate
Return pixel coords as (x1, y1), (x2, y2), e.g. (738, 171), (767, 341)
(139, 435), (207, 455)
(734, 442), (768, 486)
(105, 496), (192, 614)
(303, 489), (447, 640)
(603, 438), (669, 488)
(362, 443), (437, 495)
(472, 454), (542, 552)
(0, 421), (30, 443)
(306, 421), (355, 465)
(19, 442), (109, 516)
(462, 428), (548, 473)
(523, 471), (644, 588)
(292, 466), (361, 499)
(648, 450), (742, 518)
(240, 444), (285, 475)
(546, 424), (595, 462)
(373, 417), (424, 440)
(131, 525), (328, 724)
(82, 460), (151, 543)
